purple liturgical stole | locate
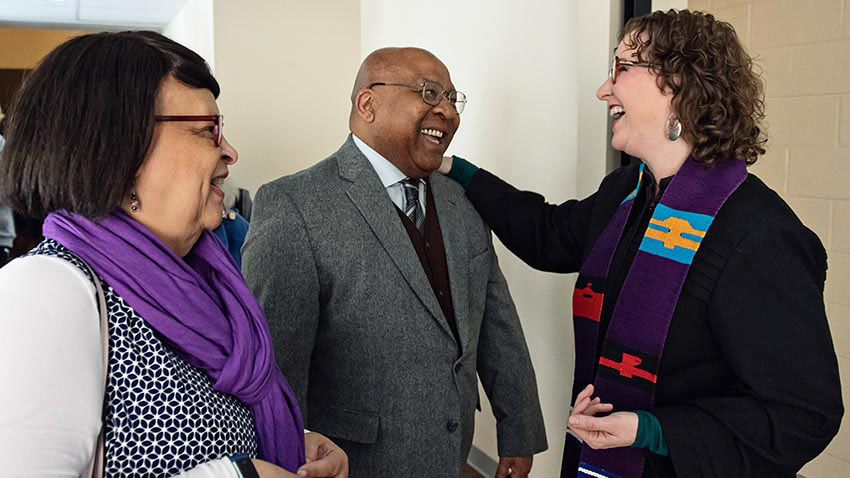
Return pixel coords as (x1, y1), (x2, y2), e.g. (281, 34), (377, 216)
(569, 158), (747, 478)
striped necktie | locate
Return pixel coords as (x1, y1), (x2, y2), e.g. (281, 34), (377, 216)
(401, 179), (425, 235)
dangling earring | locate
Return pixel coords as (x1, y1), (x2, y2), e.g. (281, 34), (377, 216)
(666, 114), (682, 141)
(129, 190), (140, 212)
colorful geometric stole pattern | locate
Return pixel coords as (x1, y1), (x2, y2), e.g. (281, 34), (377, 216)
(569, 158), (747, 478)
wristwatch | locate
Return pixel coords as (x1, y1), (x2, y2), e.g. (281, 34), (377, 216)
(230, 453), (260, 478)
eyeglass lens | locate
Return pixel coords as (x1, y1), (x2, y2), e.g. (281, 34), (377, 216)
(610, 57), (620, 84)
(421, 81), (467, 114)
(214, 115), (223, 147)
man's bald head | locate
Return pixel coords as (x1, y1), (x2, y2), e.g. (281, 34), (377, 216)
(347, 47), (459, 179)
(349, 47), (445, 105)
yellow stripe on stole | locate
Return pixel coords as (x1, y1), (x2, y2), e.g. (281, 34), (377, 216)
(645, 216), (706, 251)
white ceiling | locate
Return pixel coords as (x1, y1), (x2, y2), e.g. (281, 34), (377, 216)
(0, 0), (190, 29)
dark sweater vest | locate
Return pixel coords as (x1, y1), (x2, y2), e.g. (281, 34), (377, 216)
(394, 180), (460, 347)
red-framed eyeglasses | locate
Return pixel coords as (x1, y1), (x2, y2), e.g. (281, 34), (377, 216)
(154, 114), (224, 147)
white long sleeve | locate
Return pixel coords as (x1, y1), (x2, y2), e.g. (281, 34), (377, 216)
(0, 256), (239, 478)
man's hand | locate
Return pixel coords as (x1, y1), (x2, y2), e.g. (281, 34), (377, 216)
(296, 432), (348, 478)
(495, 455), (533, 478)
(438, 155), (453, 175)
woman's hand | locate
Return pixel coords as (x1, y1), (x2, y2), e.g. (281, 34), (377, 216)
(438, 156), (453, 175)
(568, 411), (639, 449)
(251, 459), (299, 477)
(249, 433), (348, 478)
(567, 384), (638, 450)
(569, 384), (614, 419)
(296, 432), (348, 478)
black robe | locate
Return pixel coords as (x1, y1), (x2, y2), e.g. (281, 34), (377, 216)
(463, 163), (843, 477)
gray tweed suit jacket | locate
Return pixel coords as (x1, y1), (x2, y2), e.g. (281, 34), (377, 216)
(242, 136), (547, 477)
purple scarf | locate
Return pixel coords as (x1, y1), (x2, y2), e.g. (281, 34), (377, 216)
(43, 210), (305, 471)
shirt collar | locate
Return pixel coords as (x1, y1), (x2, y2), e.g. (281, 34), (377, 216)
(642, 165), (674, 205)
(352, 133), (407, 188)
(643, 167), (673, 192)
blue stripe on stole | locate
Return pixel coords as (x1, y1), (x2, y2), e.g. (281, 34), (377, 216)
(620, 163), (646, 205)
(578, 461), (624, 478)
(639, 203), (714, 265)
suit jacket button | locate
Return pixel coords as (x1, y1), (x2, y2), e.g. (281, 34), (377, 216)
(447, 420), (459, 433)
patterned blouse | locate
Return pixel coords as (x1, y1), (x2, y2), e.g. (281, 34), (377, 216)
(30, 239), (258, 477)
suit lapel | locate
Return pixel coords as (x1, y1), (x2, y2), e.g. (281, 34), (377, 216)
(337, 136), (455, 341)
(430, 176), (470, 352)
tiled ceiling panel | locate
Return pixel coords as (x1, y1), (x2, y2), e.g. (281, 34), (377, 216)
(78, 0), (187, 25)
(0, 0), (77, 24)
(0, 0), (189, 27)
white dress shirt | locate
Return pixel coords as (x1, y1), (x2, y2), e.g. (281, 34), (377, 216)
(352, 134), (426, 214)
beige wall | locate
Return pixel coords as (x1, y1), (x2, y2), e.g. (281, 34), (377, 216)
(653, 0), (689, 11)
(688, 1), (850, 476)
(0, 28), (84, 69)
(212, 0), (361, 195)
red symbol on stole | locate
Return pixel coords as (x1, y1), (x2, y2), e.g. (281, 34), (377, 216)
(599, 353), (658, 383)
(573, 283), (603, 322)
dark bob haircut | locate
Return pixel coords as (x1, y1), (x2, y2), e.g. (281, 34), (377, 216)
(1, 31), (219, 219)
(622, 10), (767, 165)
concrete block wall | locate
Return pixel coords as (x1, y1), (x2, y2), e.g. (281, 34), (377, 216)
(687, 1), (850, 476)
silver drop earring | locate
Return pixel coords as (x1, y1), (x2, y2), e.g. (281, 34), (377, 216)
(130, 190), (140, 212)
(666, 114), (682, 141)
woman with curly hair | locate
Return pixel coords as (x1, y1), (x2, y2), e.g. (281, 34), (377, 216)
(438, 9), (842, 478)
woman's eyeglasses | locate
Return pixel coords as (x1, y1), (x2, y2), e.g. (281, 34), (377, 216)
(609, 56), (662, 84)
(155, 115), (224, 146)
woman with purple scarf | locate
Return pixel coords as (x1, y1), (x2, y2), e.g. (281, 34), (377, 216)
(0, 32), (346, 478)
(439, 10), (842, 478)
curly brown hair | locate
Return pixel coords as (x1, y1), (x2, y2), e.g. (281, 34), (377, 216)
(622, 9), (766, 165)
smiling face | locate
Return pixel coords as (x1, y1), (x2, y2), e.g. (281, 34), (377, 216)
(127, 75), (238, 256)
(596, 36), (674, 160)
(359, 49), (460, 179)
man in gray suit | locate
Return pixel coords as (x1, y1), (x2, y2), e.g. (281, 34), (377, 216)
(243, 47), (546, 478)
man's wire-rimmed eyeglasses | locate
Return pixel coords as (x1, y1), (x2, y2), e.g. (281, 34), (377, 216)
(368, 81), (467, 114)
